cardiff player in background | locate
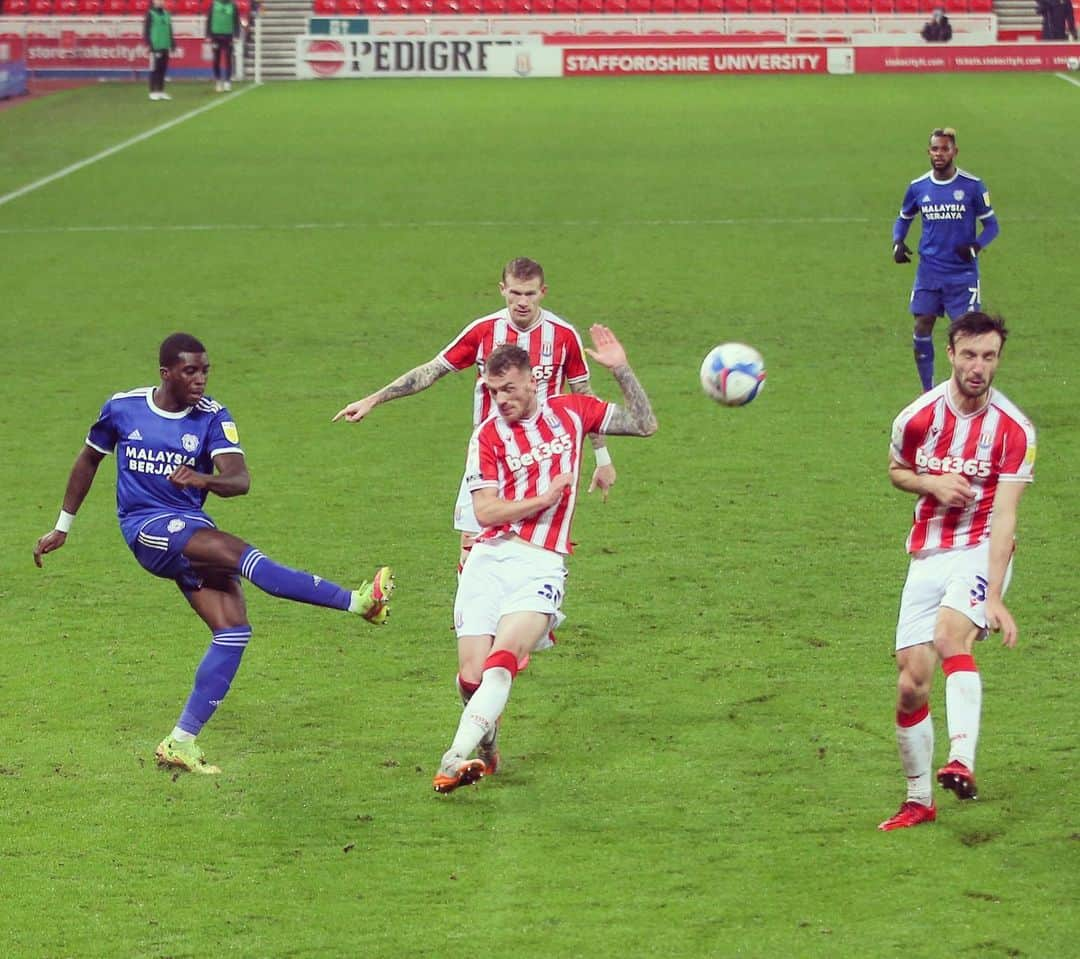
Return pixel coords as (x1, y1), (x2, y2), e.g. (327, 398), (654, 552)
(878, 312), (1034, 832)
(433, 325), (657, 794)
(34, 333), (394, 775)
(892, 127), (1000, 392)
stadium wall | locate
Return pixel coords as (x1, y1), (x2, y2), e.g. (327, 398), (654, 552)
(295, 32), (1080, 76)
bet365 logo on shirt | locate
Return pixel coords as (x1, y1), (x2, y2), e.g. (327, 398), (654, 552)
(915, 447), (991, 478)
(506, 436), (573, 471)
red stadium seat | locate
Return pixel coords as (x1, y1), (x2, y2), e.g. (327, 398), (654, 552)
(774, 0), (796, 11)
(506, 0), (529, 10)
(749, 0), (773, 10)
(5, 0), (30, 12)
(653, 0), (675, 10)
(724, 0), (749, 11)
(313, 0), (337, 11)
(844, 0), (869, 10)
(78, 0), (102, 11)
(895, 0), (918, 11)
(341, 0), (366, 11)
(129, 0), (150, 11)
(871, 0), (893, 11)
(700, 0), (723, 10)
(676, 0), (699, 9)
(532, 0), (554, 10)
(55, 0), (79, 12)
(554, 0), (577, 10)
(626, 0), (649, 9)
(798, 0), (821, 10)
(967, 0), (991, 9)
(579, 0), (602, 10)
(604, 0), (628, 9)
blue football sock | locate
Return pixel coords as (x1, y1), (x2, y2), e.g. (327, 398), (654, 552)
(239, 546), (352, 610)
(177, 627), (251, 736)
(913, 334), (935, 391)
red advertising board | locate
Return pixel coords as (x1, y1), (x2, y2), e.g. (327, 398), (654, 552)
(854, 44), (1080, 73)
(563, 46), (829, 76)
(12, 34), (209, 72)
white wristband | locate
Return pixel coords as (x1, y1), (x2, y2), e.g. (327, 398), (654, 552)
(55, 509), (75, 534)
(594, 447), (612, 468)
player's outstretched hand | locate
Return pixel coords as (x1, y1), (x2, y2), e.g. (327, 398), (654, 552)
(954, 242), (981, 263)
(893, 241), (912, 264)
(985, 597), (1018, 648)
(333, 395), (377, 424)
(33, 529), (67, 568)
(588, 463), (617, 502)
(584, 324), (628, 370)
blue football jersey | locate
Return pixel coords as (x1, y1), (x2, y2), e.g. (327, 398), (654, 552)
(85, 387), (243, 543)
(898, 169), (994, 273)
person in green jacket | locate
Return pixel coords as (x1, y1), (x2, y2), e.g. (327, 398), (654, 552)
(143, 0), (174, 101)
(206, 0), (241, 93)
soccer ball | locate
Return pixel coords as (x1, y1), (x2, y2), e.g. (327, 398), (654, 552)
(699, 342), (766, 407)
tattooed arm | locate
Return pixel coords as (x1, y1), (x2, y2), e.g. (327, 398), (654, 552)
(584, 324), (658, 438)
(333, 358), (453, 423)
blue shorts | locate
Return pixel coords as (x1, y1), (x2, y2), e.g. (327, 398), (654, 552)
(128, 511), (217, 592)
(910, 266), (980, 321)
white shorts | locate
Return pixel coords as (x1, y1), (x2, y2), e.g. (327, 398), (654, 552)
(453, 471), (480, 535)
(454, 536), (566, 642)
(895, 540), (1013, 651)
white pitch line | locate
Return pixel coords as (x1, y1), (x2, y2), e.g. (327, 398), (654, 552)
(1055, 72), (1080, 88)
(0, 215), (877, 236)
(3, 213), (1080, 237)
(0, 86), (255, 210)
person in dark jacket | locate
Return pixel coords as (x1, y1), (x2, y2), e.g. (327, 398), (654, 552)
(206, 0), (241, 92)
(144, 0), (174, 101)
(1037, 0), (1077, 40)
(921, 7), (953, 42)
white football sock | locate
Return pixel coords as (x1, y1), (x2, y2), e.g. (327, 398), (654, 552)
(445, 666), (513, 765)
(897, 712), (934, 806)
(945, 670), (982, 770)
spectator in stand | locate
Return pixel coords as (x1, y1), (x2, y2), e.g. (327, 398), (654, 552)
(206, 0), (241, 93)
(921, 7), (953, 42)
(1037, 0), (1077, 40)
(144, 0), (175, 101)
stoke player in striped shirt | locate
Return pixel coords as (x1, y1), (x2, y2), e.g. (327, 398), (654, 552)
(333, 258), (616, 569)
(879, 312), (1035, 832)
(432, 324), (657, 794)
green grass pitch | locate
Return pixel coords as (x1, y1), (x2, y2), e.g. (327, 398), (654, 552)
(1, 74), (1078, 958)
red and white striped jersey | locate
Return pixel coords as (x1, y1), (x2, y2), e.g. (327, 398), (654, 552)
(437, 308), (591, 426)
(466, 394), (614, 555)
(891, 382), (1036, 555)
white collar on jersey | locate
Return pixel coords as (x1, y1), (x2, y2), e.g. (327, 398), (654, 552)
(146, 390), (193, 420)
(502, 307), (547, 335)
(926, 169), (959, 186)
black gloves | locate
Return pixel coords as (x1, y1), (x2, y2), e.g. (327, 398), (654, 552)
(955, 242), (982, 262)
(893, 241), (912, 263)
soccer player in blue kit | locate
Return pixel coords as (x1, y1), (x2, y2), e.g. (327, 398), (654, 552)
(893, 127), (1000, 391)
(33, 333), (394, 775)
